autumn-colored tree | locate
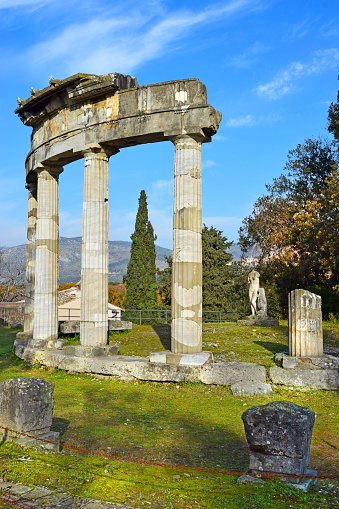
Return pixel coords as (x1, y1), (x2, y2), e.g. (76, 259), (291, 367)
(108, 283), (126, 308)
(239, 137), (339, 317)
(58, 282), (78, 291)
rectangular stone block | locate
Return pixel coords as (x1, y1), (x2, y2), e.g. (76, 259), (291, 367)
(288, 289), (323, 357)
(242, 402), (315, 476)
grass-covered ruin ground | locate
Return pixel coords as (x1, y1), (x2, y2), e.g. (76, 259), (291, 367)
(0, 322), (338, 508)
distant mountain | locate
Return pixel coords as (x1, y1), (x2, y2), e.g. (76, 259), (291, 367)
(3, 237), (257, 283)
(3, 237), (172, 283)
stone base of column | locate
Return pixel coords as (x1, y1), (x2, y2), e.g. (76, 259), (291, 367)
(149, 351), (211, 366)
(16, 331), (33, 341)
(26, 338), (66, 350)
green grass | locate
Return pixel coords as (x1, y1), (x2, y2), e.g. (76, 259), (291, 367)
(0, 324), (338, 508)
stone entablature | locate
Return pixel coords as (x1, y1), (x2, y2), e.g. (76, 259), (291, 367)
(16, 73), (221, 181)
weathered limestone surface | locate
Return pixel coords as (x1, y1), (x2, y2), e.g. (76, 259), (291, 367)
(14, 345), (266, 385)
(275, 352), (339, 370)
(171, 135), (203, 354)
(16, 75), (221, 176)
(0, 377), (59, 451)
(231, 381), (272, 396)
(289, 289), (323, 357)
(80, 147), (115, 347)
(242, 402), (315, 476)
(34, 165), (63, 343)
(23, 182), (37, 337)
(200, 362), (266, 385)
(269, 366), (339, 390)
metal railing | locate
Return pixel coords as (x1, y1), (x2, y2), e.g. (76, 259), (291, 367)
(58, 309), (121, 321)
(122, 309), (239, 325)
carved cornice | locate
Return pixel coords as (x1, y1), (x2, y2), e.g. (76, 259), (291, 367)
(15, 73), (138, 127)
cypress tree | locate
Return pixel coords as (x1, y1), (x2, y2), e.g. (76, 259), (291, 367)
(124, 190), (158, 309)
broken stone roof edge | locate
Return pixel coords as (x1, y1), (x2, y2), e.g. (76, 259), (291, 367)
(15, 72), (139, 113)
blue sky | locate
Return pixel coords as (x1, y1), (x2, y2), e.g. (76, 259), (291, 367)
(0, 0), (338, 250)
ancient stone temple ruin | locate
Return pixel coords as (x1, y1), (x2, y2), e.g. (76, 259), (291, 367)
(16, 73), (221, 360)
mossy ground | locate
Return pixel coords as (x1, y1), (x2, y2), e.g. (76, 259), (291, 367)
(0, 323), (338, 508)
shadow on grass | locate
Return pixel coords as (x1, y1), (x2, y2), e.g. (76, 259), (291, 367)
(151, 324), (171, 350)
(253, 340), (288, 354)
(51, 417), (70, 438)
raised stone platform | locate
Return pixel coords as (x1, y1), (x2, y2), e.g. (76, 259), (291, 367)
(270, 351), (339, 390)
(13, 342), (339, 389)
(14, 341), (266, 385)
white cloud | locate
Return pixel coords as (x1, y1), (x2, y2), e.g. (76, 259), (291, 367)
(226, 41), (268, 68)
(23, 0), (259, 75)
(0, 0), (49, 6)
(225, 113), (281, 127)
(151, 179), (173, 192)
(213, 134), (232, 141)
(202, 160), (216, 168)
(225, 115), (257, 127)
(254, 48), (339, 100)
(319, 17), (339, 38)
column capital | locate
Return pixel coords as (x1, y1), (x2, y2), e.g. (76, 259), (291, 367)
(81, 143), (119, 158)
(35, 163), (64, 177)
(169, 132), (210, 145)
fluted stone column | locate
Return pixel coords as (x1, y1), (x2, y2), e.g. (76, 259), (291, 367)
(23, 182), (37, 336)
(33, 165), (63, 342)
(80, 147), (117, 347)
(289, 289), (323, 357)
(171, 135), (203, 354)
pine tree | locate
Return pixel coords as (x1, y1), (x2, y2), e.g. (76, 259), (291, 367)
(202, 225), (234, 311)
(124, 191), (158, 309)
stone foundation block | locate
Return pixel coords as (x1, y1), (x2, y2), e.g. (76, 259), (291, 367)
(242, 402), (315, 476)
(200, 362), (266, 385)
(231, 381), (272, 396)
(0, 377), (59, 451)
(269, 366), (339, 390)
(109, 320), (132, 331)
(275, 352), (339, 370)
